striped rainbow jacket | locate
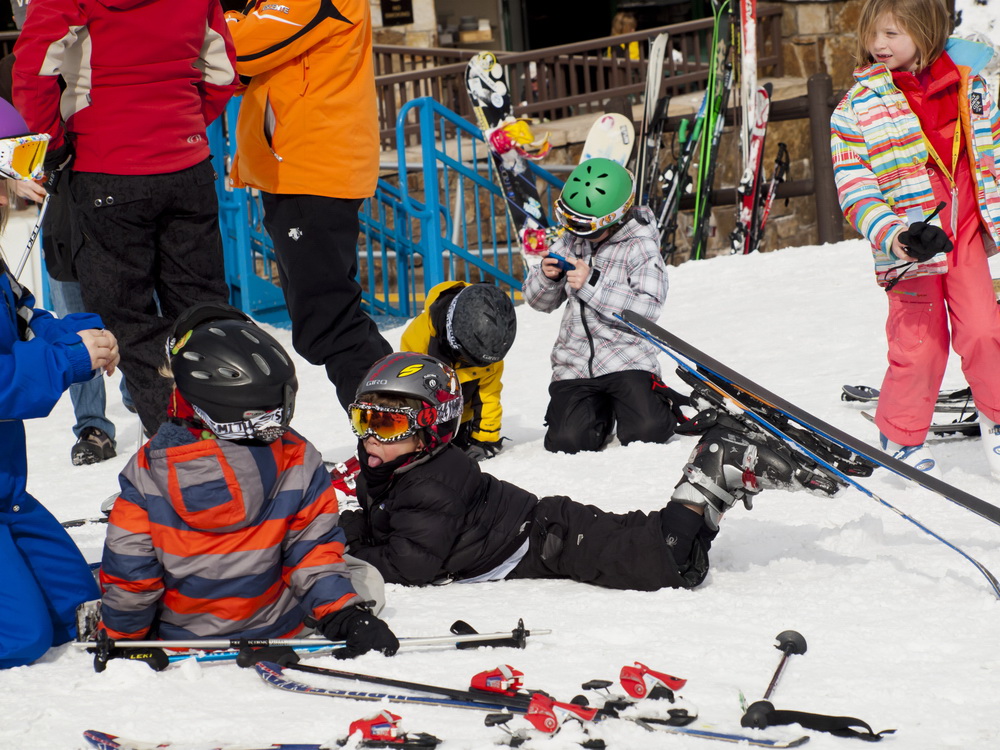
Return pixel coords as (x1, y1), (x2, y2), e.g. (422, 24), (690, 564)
(830, 37), (1000, 287)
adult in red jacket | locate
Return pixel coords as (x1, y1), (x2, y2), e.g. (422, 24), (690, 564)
(225, 0), (392, 413)
(12, 0), (239, 436)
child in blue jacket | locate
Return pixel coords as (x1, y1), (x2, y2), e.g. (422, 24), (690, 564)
(0, 98), (121, 668)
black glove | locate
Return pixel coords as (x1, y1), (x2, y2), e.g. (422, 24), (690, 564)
(42, 142), (74, 195)
(464, 437), (504, 462)
(320, 605), (399, 659)
(898, 222), (953, 263)
(338, 508), (369, 546)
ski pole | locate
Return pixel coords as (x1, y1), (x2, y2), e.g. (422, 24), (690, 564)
(741, 629), (807, 729)
(77, 619), (547, 653)
(13, 194), (49, 281)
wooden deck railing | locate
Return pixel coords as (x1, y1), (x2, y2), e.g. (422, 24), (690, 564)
(374, 6), (783, 148)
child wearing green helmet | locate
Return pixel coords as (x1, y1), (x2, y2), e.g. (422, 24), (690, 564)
(524, 157), (686, 453)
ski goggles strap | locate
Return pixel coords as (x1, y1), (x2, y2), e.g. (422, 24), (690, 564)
(192, 404), (289, 443)
(349, 402), (422, 443)
(0, 133), (50, 181)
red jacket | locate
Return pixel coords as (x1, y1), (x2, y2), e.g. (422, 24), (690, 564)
(12, 0), (237, 175)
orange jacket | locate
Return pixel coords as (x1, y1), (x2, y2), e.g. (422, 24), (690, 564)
(225, 0), (379, 198)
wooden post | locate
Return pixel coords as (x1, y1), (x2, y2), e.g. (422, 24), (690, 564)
(808, 73), (844, 245)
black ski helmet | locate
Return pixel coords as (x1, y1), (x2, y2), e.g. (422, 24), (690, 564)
(355, 352), (463, 448)
(169, 304), (297, 437)
(444, 284), (517, 367)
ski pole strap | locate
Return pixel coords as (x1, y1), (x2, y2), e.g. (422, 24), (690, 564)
(742, 701), (895, 741)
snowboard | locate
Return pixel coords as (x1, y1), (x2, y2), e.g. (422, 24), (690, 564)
(465, 52), (550, 269)
(581, 113), (635, 166)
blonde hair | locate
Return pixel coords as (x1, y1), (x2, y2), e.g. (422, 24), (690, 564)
(611, 11), (637, 36)
(855, 0), (951, 71)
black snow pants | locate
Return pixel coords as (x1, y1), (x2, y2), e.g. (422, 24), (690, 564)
(507, 496), (717, 590)
(261, 193), (391, 412)
(543, 370), (678, 453)
(72, 159), (230, 435)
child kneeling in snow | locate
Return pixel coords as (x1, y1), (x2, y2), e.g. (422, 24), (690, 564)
(338, 352), (809, 591)
(98, 303), (397, 658)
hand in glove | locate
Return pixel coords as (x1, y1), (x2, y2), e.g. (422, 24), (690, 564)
(464, 437), (504, 462)
(42, 143), (74, 195)
(321, 605), (399, 659)
(898, 222), (953, 262)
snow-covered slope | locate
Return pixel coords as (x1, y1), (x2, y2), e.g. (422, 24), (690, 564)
(7, 233), (1000, 750)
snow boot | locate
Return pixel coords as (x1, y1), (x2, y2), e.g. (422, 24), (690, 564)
(71, 427), (117, 466)
(671, 420), (797, 530)
(879, 434), (942, 480)
(979, 414), (1000, 481)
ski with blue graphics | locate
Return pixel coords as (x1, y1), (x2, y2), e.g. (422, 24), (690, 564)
(253, 663), (808, 747)
(618, 310), (1000, 599)
(83, 729), (440, 750)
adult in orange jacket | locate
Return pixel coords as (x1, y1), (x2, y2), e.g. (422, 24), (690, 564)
(226, 0), (391, 412)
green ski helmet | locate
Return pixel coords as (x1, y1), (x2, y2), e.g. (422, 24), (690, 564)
(555, 157), (635, 239)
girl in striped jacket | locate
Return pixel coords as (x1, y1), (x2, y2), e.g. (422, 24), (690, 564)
(830, 0), (1000, 479)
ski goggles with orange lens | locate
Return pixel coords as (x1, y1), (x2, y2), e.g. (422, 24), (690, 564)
(0, 133), (50, 181)
(349, 402), (422, 443)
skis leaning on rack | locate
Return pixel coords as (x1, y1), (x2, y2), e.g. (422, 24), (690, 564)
(617, 310), (1000, 600)
(634, 33), (669, 206)
(691, 0), (734, 261)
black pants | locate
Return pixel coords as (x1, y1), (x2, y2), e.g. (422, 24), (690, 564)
(508, 496), (716, 591)
(544, 370), (677, 453)
(261, 193), (391, 411)
(72, 160), (229, 435)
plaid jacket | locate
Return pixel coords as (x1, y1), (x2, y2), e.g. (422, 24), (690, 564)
(523, 207), (668, 381)
(831, 37), (1000, 287)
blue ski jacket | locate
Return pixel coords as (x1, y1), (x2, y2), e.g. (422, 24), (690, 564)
(1, 258), (101, 513)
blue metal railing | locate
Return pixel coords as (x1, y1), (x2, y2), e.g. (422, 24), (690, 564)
(208, 95), (562, 324)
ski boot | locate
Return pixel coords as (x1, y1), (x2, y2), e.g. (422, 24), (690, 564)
(671, 409), (800, 530)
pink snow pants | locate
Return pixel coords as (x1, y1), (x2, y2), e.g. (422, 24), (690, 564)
(875, 204), (1000, 446)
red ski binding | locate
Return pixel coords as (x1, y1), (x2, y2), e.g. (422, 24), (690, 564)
(619, 661), (686, 700)
(346, 711), (441, 748)
(329, 455), (361, 497)
(470, 664), (524, 696)
(524, 693), (599, 733)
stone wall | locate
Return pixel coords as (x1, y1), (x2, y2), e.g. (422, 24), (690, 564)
(371, 0), (438, 47)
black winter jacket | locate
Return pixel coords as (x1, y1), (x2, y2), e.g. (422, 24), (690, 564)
(341, 444), (538, 585)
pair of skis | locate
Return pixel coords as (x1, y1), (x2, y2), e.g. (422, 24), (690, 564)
(842, 384), (981, 437)
(618, 311), (1000, 600)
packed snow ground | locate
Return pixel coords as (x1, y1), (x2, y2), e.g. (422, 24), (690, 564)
(6, 222), (1000, 748)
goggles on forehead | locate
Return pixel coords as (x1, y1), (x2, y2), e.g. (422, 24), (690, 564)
(554, 193), (634, 237)
(0, 133), (50, 181)
(349, 402), (425, 443)
(192, 404), (289, 444)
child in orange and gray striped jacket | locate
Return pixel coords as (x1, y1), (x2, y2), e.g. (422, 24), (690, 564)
(99, 303), (398, 659)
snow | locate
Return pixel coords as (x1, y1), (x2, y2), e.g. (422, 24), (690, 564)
(7, 230), (1000, 750)
(7, 2), (1000, 742)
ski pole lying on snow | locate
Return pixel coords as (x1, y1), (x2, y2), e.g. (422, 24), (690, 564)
(741, 630), (807, 729)
(82, 619), (549, 671)
(740, 630), (894, 741)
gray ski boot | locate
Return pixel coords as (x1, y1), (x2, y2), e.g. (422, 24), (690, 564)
(671, 410), (799, 530)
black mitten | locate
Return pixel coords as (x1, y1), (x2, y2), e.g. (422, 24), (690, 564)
(898, 222), (953, 262)
(320, 605), (399, 659)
